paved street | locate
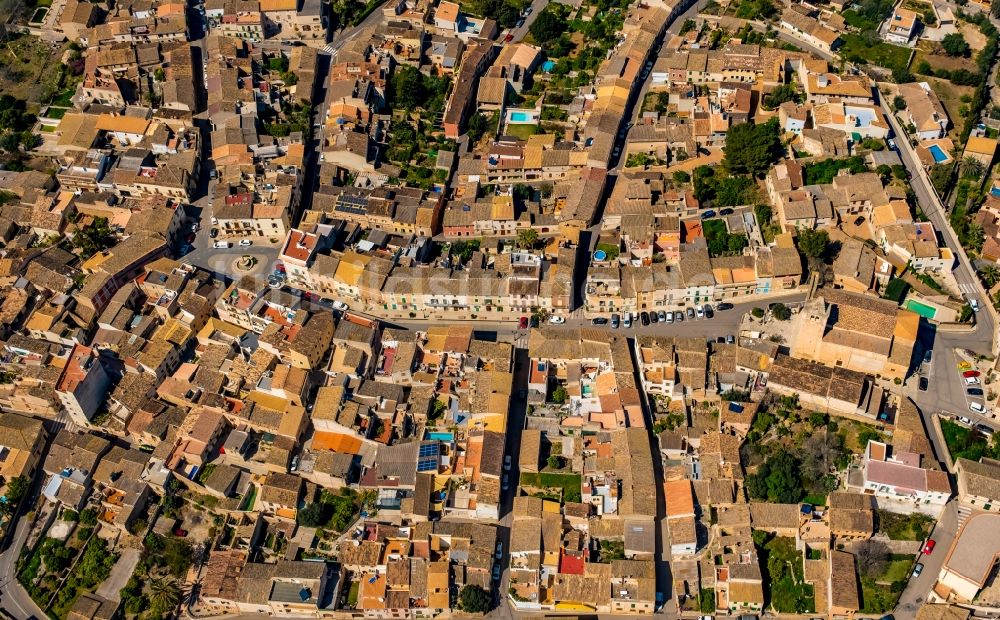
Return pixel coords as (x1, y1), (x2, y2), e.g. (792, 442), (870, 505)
(895, 501), (960, 615)
(0, 513), (45, 620)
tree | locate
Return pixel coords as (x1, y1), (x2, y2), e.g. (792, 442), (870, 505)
(516, 228), (539, 250)
(3, 476), (29, 511)
(771, 303), (791, 321)
(751, 307), (765, 319)
(962, 156), (986, 179)
(460, 585), (491, 613)
(763, 83), (800, 110)
(855, 539), (890, 578)
(672, 170), (691, 184)
(153, 67), (166, 82)
(551, 385), (568, 404)
(389, 66), (427, 111)
(797, 228), (829, 260)
(71, 217), (117, 259)
(942, 33), (970, 56)
(547, 455), (563, 469)
(980, 265), (1000, 288)
(467, 112), (495, 143)
(148, 576), (183, 615)
(722, 118), (784, 177)
(529, 7), (568, 43)
(746, 452), (803, 503)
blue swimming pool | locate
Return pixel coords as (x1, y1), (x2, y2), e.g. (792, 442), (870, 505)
(510, 111), (532, 122)
(426, 431), (453, 441)
(991, 186), (1000, 198)
(928, 144), (949, 164)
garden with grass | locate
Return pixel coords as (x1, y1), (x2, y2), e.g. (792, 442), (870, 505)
(838, 34), (912, 76)
(940, 418), (1000, 462)
(383, 118), (455, 190)
(875, 509), (934, 540)
(756, 535), (815, 613)
(519, 472), (582, 503)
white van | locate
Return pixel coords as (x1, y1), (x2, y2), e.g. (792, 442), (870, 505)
(213, 240), (230, 249)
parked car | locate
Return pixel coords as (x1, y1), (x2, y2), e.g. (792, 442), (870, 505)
(529, 315), (539, 328)
(716, 302), (733, 311)
(649, 311), (658, 324)
(209, 228), (218, 238)
(493, 565), (501, 582)
(726, 334), (735, 344)
(957, 416), (972, 425)
(970, 402), (986, 414)
(923, 349), (933, 363)
(977, 423), (995, 435)
(719, 208), (733, 215)
(700, 210), (716, 219)
(888, 138), (897, 150)
(696, 305), (705, 318)
(519, 316), (529, 329)
(674, 311), (684, 322)
(704, 304), (714, 319)
(623, 313), (632, 328)
(640, 312), (650, 326)
(686, 307), (695, 320)
(515, 18), (525, 27)
(611, 314), (620, 328)
(971, 298), (980, 312)
(239, 239), (253, 246)
(504, 33), (514, 42)
(658, 310), (668, 323)
(332, 300), (349, 311)
(912, 563), (924, 577)
(965, 376), (981, 385)
(213, 241), (230, 249)
(968, 387), (984, 396)
(963, 370), (980, 378)
(549, 315), (566, 324)
(592, 317), (608, 325)
(853, 216), (865, 226)
(495, 542), (503, 559)
(919, 377), (929, 391)
(504, 455), (512, 470)
(523, 6), (532, 15)
(502, 474), (509, 490)
(922, 540), (936, 555)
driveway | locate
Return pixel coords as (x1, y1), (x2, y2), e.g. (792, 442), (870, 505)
(96, 548), (142, 602)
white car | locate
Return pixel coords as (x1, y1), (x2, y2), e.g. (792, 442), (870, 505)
(966, 376), (981, 385)
(970, 298), (980, 312)
(210, 216), (218, 225)
(664, 311), (673, 324)
(548, 315), (566, 324)
(239, 239), (253, 247)
(970, 402), (987, 414)
(332, 300), (349, 311)
(957, 416), (973, 425)
(696, 305), (705, 318)
(213, 240), (230, 249)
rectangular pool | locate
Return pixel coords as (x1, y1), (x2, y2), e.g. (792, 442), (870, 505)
(905, 299), (938, 319)
(928, 144), (949, 164)
(510, 111), (532, 122)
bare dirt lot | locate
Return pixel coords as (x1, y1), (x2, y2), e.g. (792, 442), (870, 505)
(0, 33), (71, 108)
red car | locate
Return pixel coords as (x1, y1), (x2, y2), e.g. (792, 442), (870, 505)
(519, 317), (529, 329)
(963, 370), (981, 378)
(923, 539), (936, 555)
(504, 33), (514, 42)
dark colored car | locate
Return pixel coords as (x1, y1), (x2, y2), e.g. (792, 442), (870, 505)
(719, 208), (733, 215)
(968, 387), (984, 396)
(716, 302), (733, 311)
(674, 311), (684, 322)
(209, 228), (219, 238)
(854, 216), (865, 226)
(919, 377), (929, 391)
(529, 315), (539, 328)
(592, 317), (608, 325)
(701, 210), (716, 219)
(686, 307), (695, 320)
(640, 312), (650, 326)
(649, 311), (658, 324)
(704, 305), (714, 319)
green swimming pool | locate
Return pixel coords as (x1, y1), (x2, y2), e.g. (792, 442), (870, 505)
(905, 299), (938, 319)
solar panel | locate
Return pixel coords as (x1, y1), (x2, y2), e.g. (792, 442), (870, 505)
(417, 458), (437, 472)
(419, 443), (439, 457)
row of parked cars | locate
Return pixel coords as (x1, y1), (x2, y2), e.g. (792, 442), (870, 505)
(593, 303), (733, 329)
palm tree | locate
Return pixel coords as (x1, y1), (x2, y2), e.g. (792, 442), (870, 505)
(962, 156), (985, 179)
(516, 228), (539, 250)
(980, 265), (1000, 288)
(148, 576), (183, 615)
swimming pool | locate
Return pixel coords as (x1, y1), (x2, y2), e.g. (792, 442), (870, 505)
(928, 144), (949, 164)
(426, 431), (454, 441)
(905, 299), (938, 319)
(510, 111), (532, 122)
(593, 250), (608, 261)
(991, 186), (1000, 198)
